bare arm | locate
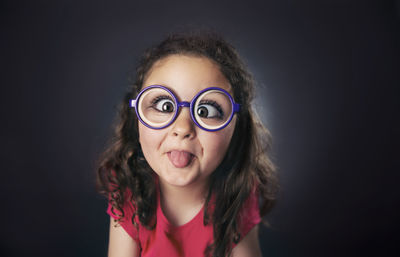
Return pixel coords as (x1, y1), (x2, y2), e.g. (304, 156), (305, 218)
(231, 225), (262, 257)
(108, 217), (140, 257)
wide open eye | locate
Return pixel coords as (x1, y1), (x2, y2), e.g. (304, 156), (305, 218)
(196, 101), (224, 119)
(193, 89), (233, 130)
(136, 87), (177, 128)
(152, 97), (175, 113)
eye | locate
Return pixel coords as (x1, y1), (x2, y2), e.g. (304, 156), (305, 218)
(152, 97), (175, 113)
(196, 101), (224, 119)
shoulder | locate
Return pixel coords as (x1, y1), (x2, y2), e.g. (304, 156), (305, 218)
(238, 188), (261, 238)
(106, 187), (139, 241)
(108, 216), (141, 257)
(232, 225), (262, 257)
(107, 187), (136, 217)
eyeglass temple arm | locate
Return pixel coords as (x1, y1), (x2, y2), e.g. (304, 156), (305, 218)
(233, 103), (240, 113)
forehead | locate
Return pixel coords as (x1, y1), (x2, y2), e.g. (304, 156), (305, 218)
(142, 55), (233, 98)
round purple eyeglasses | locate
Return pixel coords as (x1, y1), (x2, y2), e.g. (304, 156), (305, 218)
(130, 85), (240, 132)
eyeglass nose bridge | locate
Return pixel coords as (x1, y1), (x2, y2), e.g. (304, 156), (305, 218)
(172, 101), (194, 129)
(177, 101), (190, 108)
(174, 101), (192, 122)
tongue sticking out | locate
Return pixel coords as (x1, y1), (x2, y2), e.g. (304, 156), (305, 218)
(168, 150), (193, 168)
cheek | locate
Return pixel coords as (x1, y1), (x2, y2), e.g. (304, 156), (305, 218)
(138, 124), (163, 157)
(206, 133), (232, 155)
(200, 119), (236, 163)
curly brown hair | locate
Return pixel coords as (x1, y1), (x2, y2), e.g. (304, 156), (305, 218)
(96, 30), (278, 257)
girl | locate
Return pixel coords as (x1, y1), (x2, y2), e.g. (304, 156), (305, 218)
(97, 31), (278, 257)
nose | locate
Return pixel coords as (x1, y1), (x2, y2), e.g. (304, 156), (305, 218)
(170, 107), (196, 139)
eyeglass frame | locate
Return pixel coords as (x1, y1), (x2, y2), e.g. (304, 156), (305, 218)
(130, 85), (240, 132)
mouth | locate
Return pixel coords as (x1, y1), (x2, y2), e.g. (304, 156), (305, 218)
(167, 150), (195, 168)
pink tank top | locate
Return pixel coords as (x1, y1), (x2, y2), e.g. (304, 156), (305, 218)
(107, 186), (260, 257)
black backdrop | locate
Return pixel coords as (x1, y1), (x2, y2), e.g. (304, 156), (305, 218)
(1, 1), (399, 256)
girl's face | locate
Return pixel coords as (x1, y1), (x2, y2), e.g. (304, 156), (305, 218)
(138, 55), (236, 189)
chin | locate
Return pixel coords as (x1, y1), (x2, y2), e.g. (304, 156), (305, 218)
(159, 168), (200, 188)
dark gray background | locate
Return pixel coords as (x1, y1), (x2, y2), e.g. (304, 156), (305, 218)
(1, 0), (399, 256)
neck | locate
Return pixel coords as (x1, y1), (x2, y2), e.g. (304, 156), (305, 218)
(158, 177), (209, 226)
(159, 177), (209, 207)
